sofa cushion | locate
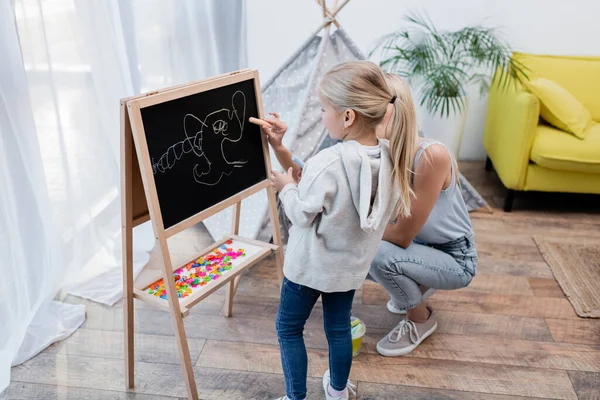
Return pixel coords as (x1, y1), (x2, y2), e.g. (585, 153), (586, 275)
(513, 52), (600, 121)
(525, 77), (593, 139)
(531, 124), (600, 174)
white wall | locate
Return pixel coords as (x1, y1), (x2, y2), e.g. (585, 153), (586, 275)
(247, 0), (600, 160)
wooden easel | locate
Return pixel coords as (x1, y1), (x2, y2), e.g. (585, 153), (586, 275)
(121, 70), (284, 400)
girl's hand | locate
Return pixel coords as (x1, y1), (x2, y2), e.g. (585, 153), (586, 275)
(270, 167), (295, 192)
(261, 112), (288, 150)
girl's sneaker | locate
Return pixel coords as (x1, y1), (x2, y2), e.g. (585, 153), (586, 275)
(322, 370), (356, 400)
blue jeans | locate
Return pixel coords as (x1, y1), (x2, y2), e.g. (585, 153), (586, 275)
(369, 234), (477, 310)
(276, 277), (355, 400)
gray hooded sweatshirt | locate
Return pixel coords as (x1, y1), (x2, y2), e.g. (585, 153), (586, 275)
(279, 139), (399, 293)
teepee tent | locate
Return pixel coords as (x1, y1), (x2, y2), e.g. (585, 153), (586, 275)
(203, 0), (490, 242)
(202, 0), (364, 241)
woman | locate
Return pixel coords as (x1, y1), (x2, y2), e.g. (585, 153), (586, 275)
(369, 73), (477, 357)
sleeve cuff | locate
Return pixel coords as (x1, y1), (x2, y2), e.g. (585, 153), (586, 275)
(291, 155), (305, 169)
(279, 183), (297, 199)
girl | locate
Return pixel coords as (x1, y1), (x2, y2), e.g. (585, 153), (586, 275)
(264, 61), (413, 400)
(369, 73), (477, 357)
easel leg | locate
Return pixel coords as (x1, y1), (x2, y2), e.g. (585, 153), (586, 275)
(224, 281), (235, 317)
(266, 186), (285, 284)
(224, 201), (241, 317)
(157, 235), (199, 400)
(172, 310), (198, 400)
(123, 222), (135, 388)
(121, 103), (135, 389)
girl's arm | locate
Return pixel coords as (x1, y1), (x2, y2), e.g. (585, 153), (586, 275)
(270, 164), (329, 229)
(383, 144), (451, 248)
(258, 113), (303, 182)
(271, 144), (303, 182)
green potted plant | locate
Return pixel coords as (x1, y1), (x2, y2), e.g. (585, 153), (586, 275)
(371, 12), (528, 156)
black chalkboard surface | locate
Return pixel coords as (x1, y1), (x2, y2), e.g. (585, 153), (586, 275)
(140, 78), (266, 229)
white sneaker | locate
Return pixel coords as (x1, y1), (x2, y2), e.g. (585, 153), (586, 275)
(322, 370), (356, 400)
(376, 307), (438, 357)
(386, 300), (406, 315)
(387, 289), (436, 314)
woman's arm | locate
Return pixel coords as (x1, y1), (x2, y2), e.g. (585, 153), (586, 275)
(383, 144), (451, 248)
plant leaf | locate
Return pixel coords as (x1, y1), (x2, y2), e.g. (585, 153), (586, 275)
(370, 9), (519, 112)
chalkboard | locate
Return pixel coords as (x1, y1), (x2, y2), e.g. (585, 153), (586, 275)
(139, 78), (267, 229)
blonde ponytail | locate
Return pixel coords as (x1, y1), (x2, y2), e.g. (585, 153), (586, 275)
(385, 73), (460, 202)
(385, 75), (418, 218)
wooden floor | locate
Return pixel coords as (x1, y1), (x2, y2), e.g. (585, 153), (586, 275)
(4, 162), (600, 400)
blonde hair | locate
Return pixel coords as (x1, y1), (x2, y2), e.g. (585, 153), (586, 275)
(384, 73), (460, 189)
(318, 61), (416, 218)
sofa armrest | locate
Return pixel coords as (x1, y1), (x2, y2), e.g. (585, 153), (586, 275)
(483, 79), (540, 190)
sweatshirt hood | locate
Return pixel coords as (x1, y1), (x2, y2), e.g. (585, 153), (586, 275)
(340, 139), (395, 233)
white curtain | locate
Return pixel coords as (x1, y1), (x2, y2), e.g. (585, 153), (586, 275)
(1, 0), (246, 392)
(0, 1), (84, 390)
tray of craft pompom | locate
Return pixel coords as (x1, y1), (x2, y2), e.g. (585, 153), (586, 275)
(143, 239), (265, 302)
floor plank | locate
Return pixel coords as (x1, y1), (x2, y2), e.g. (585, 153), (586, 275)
(398, 333), (600, 372)
(356, 382), (553, 400)
(362, 280), (579, 319)
(9, 353), (322, 400)
(476, 259), (554, 279)
(465, 274), (534, 296)
(0, 382), (183, 400)
(197, 340), (579, 399)
(43, 328), (206, 365)
(475, 241), (545, 263)
(81, 300), (332, 351)
(567, 371), (600, 400)
(528, 278), (566, 299)
(354, 307), (554, 342)
(428, 291), (580, 320)
(470, 216), (508, 234)
(502, 217), (600, 238)
(546, 318), (600, 346)
(352, 355), (578, 400)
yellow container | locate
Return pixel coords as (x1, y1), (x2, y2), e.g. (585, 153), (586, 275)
(350, 317), (366, 357)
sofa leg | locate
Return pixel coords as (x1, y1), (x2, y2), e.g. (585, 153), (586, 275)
(485, 156), (493, 172)
(504, 190), (515, 212)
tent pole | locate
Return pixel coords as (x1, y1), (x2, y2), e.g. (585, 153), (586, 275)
(331, 0), (350, 16)
(311, 0), (349, 36)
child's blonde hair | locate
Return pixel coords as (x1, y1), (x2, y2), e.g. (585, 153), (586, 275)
(384, 73), (460, 185)
(319, 61), (416, 218)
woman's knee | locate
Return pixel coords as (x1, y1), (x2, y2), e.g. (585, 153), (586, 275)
(372, 241), (411, 270)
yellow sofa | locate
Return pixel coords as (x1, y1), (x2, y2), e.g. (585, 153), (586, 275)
(483, 52), (600, 211)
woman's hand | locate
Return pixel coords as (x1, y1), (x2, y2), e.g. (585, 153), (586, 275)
(269, 167), (296, 192)
(261, 112), (288, 150)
